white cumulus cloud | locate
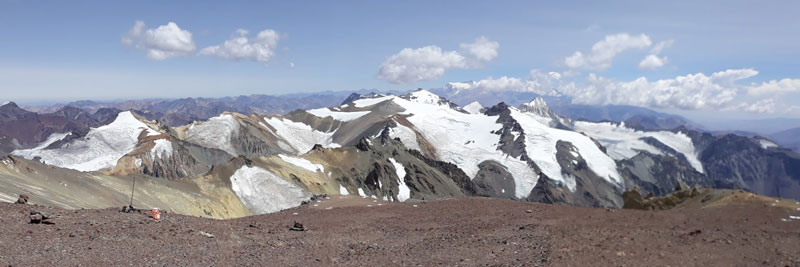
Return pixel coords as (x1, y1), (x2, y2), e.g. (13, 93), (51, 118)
(564, 33), (652, 71)
(122, 21), (196, 60)
(638, 39), (674, 70)
(638, 54), (668, 70)
(199, 29), (281, 63)
(459, 36), (499, 64)
(748, 78), (800, 95)
(378, 37), (499, 84)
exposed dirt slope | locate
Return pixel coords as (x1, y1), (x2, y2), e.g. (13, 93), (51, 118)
(0, 156), (249, 219)
(1, 196), (798, 266)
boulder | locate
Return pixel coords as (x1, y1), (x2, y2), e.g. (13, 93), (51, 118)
(15, 194), (29, 204)
(29, 211), (53, 224)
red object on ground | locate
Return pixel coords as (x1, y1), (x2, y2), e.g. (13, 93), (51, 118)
(151, 208), (161, 221)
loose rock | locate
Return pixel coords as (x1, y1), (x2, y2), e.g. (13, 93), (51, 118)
(198, 231), (215, 238)
(289, 221), (306, 231)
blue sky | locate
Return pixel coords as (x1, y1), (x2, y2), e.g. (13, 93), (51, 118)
(1, 0), (799, 120)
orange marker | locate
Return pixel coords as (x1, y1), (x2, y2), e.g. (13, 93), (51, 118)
(152, 208), (161, 221)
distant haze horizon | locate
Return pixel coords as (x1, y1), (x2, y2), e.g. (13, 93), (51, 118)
(4, 88), (799, 136)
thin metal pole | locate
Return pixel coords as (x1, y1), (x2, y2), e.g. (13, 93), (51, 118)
(129, 176), (136, 208)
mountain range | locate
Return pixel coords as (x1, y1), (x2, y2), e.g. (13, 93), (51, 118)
(1, 90), (799, 218)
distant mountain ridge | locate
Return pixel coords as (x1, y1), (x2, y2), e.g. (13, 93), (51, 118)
(2, 89), (800, 218)
(769, 127), (800, 151)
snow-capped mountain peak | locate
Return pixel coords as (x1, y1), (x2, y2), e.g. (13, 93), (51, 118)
(405, 89), (445, 105)
(519, 97), (554, 117)
(463, 101), (484, 114)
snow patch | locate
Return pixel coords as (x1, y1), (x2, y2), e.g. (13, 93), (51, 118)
(229, 166), (312, 214)
(353, 95), (394, 108)
(263, 117), (339, 154)
(357, 188), (367, 197)
(339, 185), (349, 195)
(278, 154), (324, 173)
(150, 139), (173, 159)
(389, 158), (410, 202)
(307, 108), (371, 122)
(758, 139), (778, 149)
(184, 114), (240, 156)
(387, 123), (421, 151)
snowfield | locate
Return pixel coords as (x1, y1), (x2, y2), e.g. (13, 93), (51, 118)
(278, 154), (325, 173)
(184, 114), (240, 156)
(13, 111), (157, 172)
(150, 139), (173, 159)
(307, 108), (371, 122)
(229, 166), (312, 214)
(572, 121), (704, 173)
(262, 117), (340, 155)
(352, 95), (394, 108)
(386, 122), (421, 151)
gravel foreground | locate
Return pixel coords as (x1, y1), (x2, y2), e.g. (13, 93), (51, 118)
(1, 196), (799, 266)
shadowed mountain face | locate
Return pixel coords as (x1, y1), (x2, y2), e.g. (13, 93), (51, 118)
(2, 90), (800, 218)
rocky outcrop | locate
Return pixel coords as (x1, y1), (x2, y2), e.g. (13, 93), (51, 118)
(469, 160), (515, 198)
(113, 137), (232, 179)
(617, 152), (709, 197)
(623, 185), (703, 210)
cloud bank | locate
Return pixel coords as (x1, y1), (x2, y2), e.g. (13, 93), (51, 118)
(446, 70), (562, 96)
(378, 37), (499, 84)
(447, 68), (800, 113)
